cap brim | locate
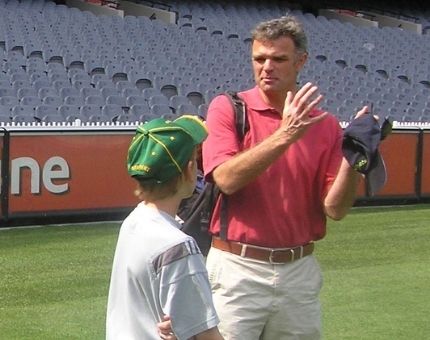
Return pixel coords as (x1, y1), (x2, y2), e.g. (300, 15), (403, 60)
(174, 115), (208, 144)
(367, 151), (387, 196)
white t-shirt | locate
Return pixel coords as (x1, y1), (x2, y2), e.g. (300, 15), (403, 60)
(106, 203), (219, 340)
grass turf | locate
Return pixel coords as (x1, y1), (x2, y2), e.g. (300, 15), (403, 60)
(0, 204), (429, 339)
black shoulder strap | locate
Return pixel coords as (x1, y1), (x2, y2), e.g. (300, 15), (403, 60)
(224, 90), (249, 140)
(218, 91), (248, 240)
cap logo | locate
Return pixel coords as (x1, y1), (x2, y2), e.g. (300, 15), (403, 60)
(130, 164), (151, 173)
(354, 159), (368, 171)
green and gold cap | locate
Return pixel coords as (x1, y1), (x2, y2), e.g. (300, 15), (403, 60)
(127, 115), (208, 183)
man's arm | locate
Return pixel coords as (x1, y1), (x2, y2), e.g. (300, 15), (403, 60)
(323, 106), (370, 220)
(323, 158), (361, 220)
(213, 83), (327, 194)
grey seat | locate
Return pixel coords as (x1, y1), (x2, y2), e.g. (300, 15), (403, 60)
(38, 87), (58, 99)
(80, 104), (102, 118)
(150, 104), (174, 118)
(64, 95), (84, 106)
(169, 95), (190, 110)
(101, 104), (124, 120)
(43, 95), (63, 106)
(85, 95), (105, 106)
(0, 96), (19, 106)
(126, 95), (147, 107)
(113, 112), (141, 123)
(60, 87), (80, 99)
(35, 105), (59, 121)
(58, 105), (80, 118)
(148, 95), (169, 107)
(20, 96), (42, 106)
(129, 103), (151, 117)
(142, 88), (162, 99)
(11, 105), (36, 118)
(175, 103), (198, 115)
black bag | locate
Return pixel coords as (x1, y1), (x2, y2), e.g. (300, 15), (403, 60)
(178, 91), (248, 255)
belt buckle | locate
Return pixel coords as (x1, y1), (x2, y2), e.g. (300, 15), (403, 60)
(269, 248), (294, 264)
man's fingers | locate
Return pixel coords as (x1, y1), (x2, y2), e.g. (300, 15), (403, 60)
(298, 93), (323, 118)
(310, 110), (329, 124)
(354, 106), (370, 119)
(294, 81), (314, 100)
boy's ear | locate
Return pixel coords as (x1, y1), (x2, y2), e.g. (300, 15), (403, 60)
(182, 159), (195, 182)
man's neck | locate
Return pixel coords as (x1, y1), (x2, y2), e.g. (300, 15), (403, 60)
(259, 86), (298, 114)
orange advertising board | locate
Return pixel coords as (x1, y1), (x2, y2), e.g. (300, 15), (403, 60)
(374, 131), (419, 197)
(1, 128), (428, 222)
(422, 131), (430, 196)
(7, 131), (139, 215)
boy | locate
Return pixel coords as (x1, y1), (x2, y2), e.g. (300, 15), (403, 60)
(106, 115), (223, 340)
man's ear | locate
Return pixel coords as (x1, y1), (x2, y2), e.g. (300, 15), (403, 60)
(295, 52), (308, 72)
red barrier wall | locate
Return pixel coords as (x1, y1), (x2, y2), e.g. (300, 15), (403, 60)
(422, 131), (430, 197)
(375, 131), (419, 197)
(7, 131), (138, 217)
(0, 128), (428, 222)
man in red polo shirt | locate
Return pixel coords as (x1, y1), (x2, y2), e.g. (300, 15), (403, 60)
(202, 16), (368, 339)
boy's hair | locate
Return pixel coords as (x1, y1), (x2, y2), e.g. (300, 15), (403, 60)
(133, 148), (197, 201)
(133, 175), (181, 201)
(251, 15), (308, 54)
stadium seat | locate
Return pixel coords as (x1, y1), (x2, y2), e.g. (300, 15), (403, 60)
(53, 80), (72, 92)
(59, 87), (80, 99)
(169, 95), (190, 109)
(43, 95), (63, 106)
(17, 87), (38, 99)
(129, 104), (151, 117)
(101, 104), (124, 120)
(73, 80), (93, 90)
(58, 105), (80, 119)
(11, 113), (36, 124)
(148, 95), (169, 107)
(100, 87), (119, 98)
(33, 79), (52, 91)
(64, 95), (84, 106)
(106, 95), (127, 107)
(81, 87), (101, 98)
(41, 112), (66, 123)
(134, 77), (153, 90)
(112, 112), (141, 123)
(80, 104), (102, 118)
(175, 103), (198, 115)
(186, 91), (205, 107)
(142, 88), (162, 99)
(150, 104), (174, 118)
(20, 95), (42, 106)
(0, 96), (19, 107)
(11, 105), (36, 118)
(85, 95), (105, 106)
(35, 105), (59, 121)
(198, 103), (209, 117)
(126, 95), (147, 107)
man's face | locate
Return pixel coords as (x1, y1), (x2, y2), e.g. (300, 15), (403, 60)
(252, 36), (307, 94)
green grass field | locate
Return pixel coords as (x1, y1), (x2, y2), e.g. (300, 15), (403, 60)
(1, 204), (429, 339)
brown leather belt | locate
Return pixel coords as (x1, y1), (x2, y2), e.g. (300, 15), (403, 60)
(211, 237), (314, 264)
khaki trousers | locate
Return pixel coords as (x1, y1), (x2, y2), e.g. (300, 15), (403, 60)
(206, 246), (323, 340)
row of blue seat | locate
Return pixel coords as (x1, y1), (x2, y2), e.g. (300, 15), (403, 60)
(0, 0), (429, 124)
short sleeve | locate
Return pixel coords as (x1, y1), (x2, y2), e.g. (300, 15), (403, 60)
(202, 94), (240, 179)
(158, 253), (219, 340)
